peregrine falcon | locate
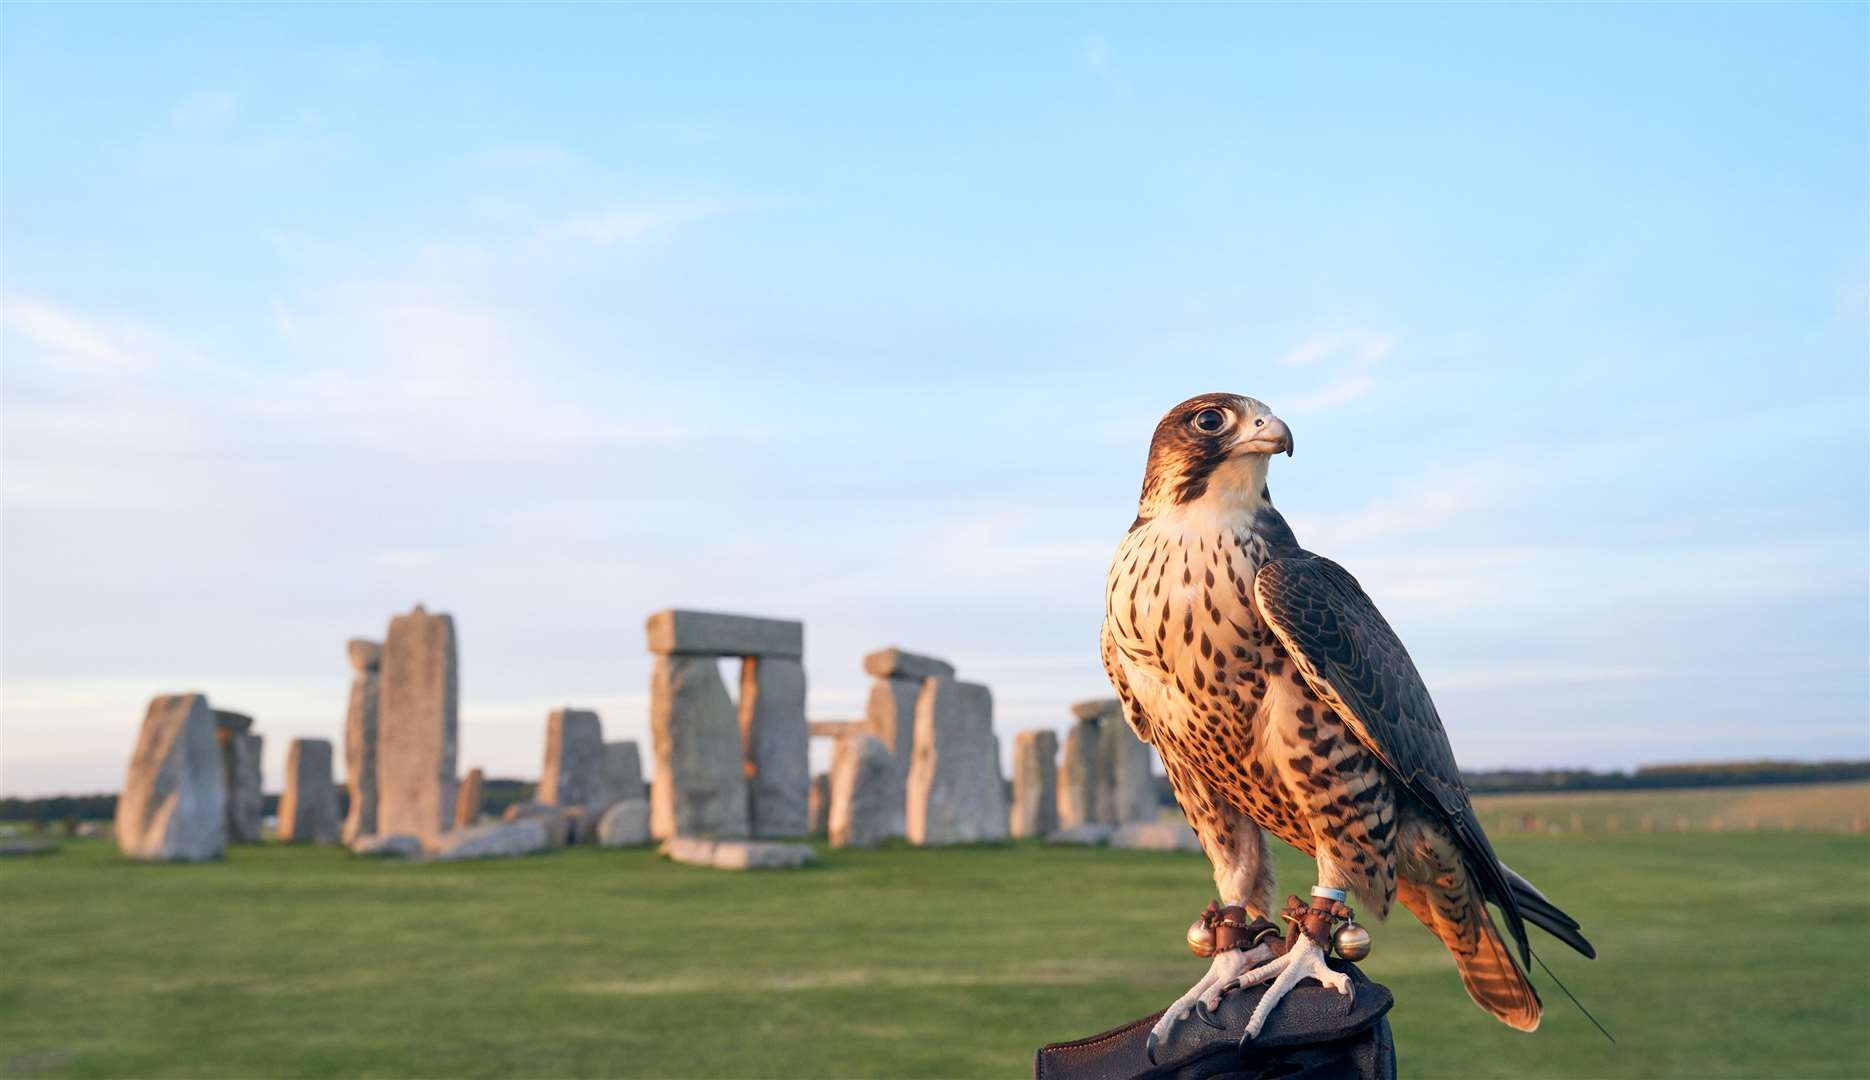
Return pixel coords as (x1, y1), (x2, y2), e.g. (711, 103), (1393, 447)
(1100, 393), (1596, 1051)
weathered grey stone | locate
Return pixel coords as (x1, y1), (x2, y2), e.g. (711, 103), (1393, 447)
(645, 609), (803, 658)
(502, 801), (572, 847)
(1009, 729), (1059, 838)
(1047, 824), (1115, 845)
(649, 655), (750, 839)
(455, 767), (483, 827)
(539, 709), (604, 808)
(1110, 821), (1202, 852)
(861, 647), (956, 681)
(116, 693), (226, 861)
(341, 638), (381, 844)
(906, 678), (1009, 845)
(348, 638), (382, 672)
(212, 709), (253, 734)
(0, 837), (58, 857)
(1057, 718), (1101, 829)
(807, 773), (830, 837)
(738, 656), (809, 837)
(219, 729), (263, 843)
(659, 836), (816, 870)
(829, 735), (901, 848)
(430, 818), (551, 860)
(279, 738), (340, 844)
(376, 606), (458, 841)
(598, 741), (647, 808)
(1105, 721), (1158, 825)
(1071, 697), (1122, 722)
(864, 676), (922, 794)
(350, 832), (423, 858)
(596, 799), (652, 847)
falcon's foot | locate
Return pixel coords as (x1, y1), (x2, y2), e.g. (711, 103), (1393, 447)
(1145, 943), (1277, 1063)
(1238, 933), (1352, 1040)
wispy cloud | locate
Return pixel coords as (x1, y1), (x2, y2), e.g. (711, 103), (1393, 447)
(1285, 374), (1377, 415)
(1278, 330), (1398, 368)
(548, 200), (749, 247)
(3, 294), (145, 376)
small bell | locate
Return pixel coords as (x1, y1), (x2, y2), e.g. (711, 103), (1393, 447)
(1186, 916), (1217, 958)
(1332, 921), (1372, 962)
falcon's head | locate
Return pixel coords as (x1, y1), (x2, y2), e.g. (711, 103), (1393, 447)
(1135, 393), (1293, 521)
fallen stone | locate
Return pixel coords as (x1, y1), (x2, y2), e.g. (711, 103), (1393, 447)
(906, 678), (1008, 845)
(596, 799), (652, 847)
(0, 838), (59, 857)
(1009, 729), (1059, 838)
(861, 647), (956, 681)
(220, 729), (264, 843)
(539, 708), (605, 809)
(350, 833), (424, 858)
(1046, 824), (1115, 846)
(649, 654), (750, 839)
(659, 836), (816, 870)
(430, 818), (551, 860)
(645, 609), (803, 658)
(738, 655), (809, 837)
(598, 741), (647, 807)
(116, 693), (226, 861)
(377, 606), (459, 841)
(455, 767), (483, 827)
(341, 637), (382, 844)
(502, 801), (572, 847)
(1110, 821), (1202, 852)
(807, 773), (830, 837)
(829, 735), (902, 848)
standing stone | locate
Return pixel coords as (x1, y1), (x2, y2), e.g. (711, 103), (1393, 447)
(117, 693), (226, 861)
(455, 767), (484, 827)
(906, 678), (1009, 845)
(649, 655), (749, 838)
(807, 773), (830, 837)
(738, 656), (809, 837)
(598, 741), (647, 808)
(539, 709), (604, 808)
(1009, 729), (1060, 838)
(215, 712), (263, 843)
(829, 735), (901, 849)
(864, 677), (922, 786)
(1058, 718), (1102, 829)
(279, 738), (340, 844)
(596, 800), (652, 847)
(1105, 720), (1158, 825)
(377, 606), (458, 842)
(341, 639), (382, 844)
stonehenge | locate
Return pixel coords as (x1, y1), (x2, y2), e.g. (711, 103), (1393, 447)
(1060, 698), (1159, 830)
(341, 639), (382, 844)
(539, 709), (604, 809)
(828, 735), (899, 849)
(597, 800), (652, 847)
(455, 767), (484, 827)
(117, 693), (226, 861)
(862, 647), (953, 786)
(1009, 729), (1059, 838)
(377, 606), (459, 841)
(215, 710), (263, 844)
(645, 609), (806, 840)
(907, 677), (1008, 845)
(807, 773), (830, 837)
(600, 741), (647, 808)
(278, 738), (340, 844)
(660, 836), (815, 871)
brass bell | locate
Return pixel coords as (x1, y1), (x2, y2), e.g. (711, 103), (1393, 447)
(1187, 916), (1218, 958)
(1332, 921), (1372, 962)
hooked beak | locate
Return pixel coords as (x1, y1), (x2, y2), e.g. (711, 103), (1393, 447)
(1238, 415), (1294, 457)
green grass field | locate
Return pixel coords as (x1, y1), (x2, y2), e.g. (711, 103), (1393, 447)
(3, 802), (1868, 1078)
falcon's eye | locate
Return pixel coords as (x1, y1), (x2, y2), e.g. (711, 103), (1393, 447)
(1191, 407), (1229, 434)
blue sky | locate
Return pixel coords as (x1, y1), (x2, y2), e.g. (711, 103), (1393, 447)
(3, 4), (1865, 797)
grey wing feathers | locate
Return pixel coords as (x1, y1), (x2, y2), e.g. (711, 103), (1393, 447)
(1252, 554), (1533, 964)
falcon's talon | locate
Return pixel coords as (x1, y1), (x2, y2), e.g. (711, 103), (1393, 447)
(1144, 1032), (1160, 1066)
(1241, 935), (1353, 1041)
(1192, 999), (1225, 1030)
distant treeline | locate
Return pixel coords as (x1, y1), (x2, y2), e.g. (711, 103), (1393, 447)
(1, 778), (539, 825)
(7, 760), (1867, 823)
